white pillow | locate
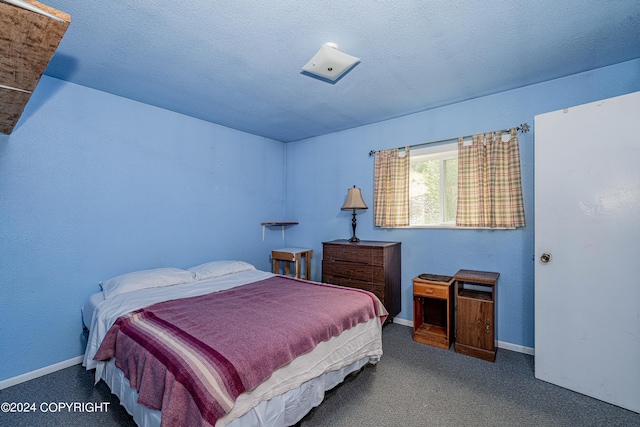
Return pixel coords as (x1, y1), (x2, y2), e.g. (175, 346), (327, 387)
(100, 267), (196, 299)
(187, 260), (255, 280)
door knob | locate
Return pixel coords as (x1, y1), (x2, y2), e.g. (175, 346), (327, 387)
(540, 253), (552, 263)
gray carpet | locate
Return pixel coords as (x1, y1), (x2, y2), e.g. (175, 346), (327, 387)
(300, 324), (640, 427)
(1, 323), (639, 426)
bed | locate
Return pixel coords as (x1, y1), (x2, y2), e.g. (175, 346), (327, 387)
(82, 260), (387, 427)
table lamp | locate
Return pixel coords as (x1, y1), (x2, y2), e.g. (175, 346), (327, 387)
(341, 186), (368, 242)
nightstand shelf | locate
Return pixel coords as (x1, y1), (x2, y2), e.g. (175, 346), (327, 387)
(458, 289), (493, 301)
(414, 323), (447, 338)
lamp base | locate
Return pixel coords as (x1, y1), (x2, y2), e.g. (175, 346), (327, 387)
(348, 210), (361, 242)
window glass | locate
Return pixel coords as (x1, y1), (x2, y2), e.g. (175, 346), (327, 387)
(444, 158), (458, 222)
(409, 143), (457, 226)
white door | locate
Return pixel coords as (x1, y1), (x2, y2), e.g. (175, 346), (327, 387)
(534, 91), (640, 413)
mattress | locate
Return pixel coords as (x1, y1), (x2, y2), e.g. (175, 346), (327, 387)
(83, 268), (384, 426)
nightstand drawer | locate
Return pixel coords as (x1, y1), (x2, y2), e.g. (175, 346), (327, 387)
(413, 282), (448, 299)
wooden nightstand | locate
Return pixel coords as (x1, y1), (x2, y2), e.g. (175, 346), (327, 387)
(454, 269), (499, 362)
(413, 274), (454, 349)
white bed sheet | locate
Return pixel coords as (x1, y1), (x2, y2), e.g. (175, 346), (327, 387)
(83, 269), (383, 427)
(82, 291), (104, 328)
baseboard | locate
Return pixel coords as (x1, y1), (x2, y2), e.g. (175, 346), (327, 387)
(393, 318), (535, 355)
(391, 317), (413, 327)
(497, 340), (535, 355)
(0, 356), (84, 390)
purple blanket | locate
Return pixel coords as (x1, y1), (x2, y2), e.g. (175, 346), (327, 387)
(94, 276), (387, 426)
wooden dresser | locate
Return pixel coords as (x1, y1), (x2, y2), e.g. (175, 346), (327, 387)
(322, 240), (401, 320)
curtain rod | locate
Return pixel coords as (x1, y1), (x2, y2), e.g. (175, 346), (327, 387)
(368, 123), (530, 157)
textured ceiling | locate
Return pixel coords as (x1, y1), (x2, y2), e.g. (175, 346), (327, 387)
(41, 0), (640, 142)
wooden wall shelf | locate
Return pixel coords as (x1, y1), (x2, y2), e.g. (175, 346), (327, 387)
(261, 221), (298, 240)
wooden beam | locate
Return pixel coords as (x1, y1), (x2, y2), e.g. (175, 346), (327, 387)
(0, 0), (70, 134)
(0, 87), (32, 134)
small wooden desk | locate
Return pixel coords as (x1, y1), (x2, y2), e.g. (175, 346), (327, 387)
(272, 248), (312, 280)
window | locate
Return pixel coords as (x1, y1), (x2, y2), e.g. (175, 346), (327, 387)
(375, 128), (524, 229)
(409, 143), (458, 226)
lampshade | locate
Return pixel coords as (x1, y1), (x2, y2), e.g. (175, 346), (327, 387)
(341, 186), (368, 210)
(301, 43), (360, 82)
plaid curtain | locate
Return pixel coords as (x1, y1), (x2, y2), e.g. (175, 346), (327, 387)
(374, 147), (410, 227)
(456, 128), (525, 228)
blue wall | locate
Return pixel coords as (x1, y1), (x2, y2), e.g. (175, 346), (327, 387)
(0, 76), (285, 381)
(284, 59), (640, 350)
(1, 59), (638, 383)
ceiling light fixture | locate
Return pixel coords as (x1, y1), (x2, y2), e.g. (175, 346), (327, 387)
(301, 42), (360, 82)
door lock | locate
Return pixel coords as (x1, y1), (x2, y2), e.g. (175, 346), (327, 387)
(540, 253), (552, 263)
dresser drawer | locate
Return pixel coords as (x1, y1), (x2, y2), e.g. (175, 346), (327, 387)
(324, 275), (385, 302)
(413, 282), (449, 299)
(323, 245), (383, 266)
(322, 261), (384, 283)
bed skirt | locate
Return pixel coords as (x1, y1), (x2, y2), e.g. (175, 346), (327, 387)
(103, 355), (374, 427)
